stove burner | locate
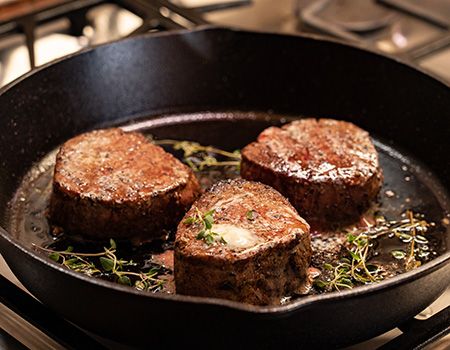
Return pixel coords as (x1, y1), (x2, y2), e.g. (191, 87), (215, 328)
(299, 0), (450, 67)
(380, 0), (450, 29)
(304, 0), (395, 34)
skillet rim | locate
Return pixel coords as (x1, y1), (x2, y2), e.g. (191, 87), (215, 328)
(0, 26), (449, 315)
(1, 25), (450, 94)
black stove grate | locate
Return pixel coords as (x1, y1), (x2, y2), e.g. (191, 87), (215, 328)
(300, 0), (450, 61)
(0, 0), (249, 69)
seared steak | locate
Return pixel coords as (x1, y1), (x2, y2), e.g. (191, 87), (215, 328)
(241, 119), (383, 225)
(50, 128), (200, 240)
(174, 179), (311, 305)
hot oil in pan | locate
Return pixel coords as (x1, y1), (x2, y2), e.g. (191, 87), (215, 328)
(8, 112), (449, 300)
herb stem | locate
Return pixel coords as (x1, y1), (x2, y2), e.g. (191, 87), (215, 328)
(155, 139), (241, 159)
(405, 210), (418, 271)
(34, 244), (115, 257)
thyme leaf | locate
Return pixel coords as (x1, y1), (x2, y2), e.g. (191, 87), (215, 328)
(391, 250), (406, 259)
(48, 252), (60, 262)
(118, 275), (132, 286)
(99, 257), (114, 271)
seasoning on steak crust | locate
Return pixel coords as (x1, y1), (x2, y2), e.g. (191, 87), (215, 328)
(240, 119), (383, 225)
(49, 128), (201, 240)
(174, 179), (311, 305)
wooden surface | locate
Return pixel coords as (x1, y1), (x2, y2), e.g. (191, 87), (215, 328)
(0, 0), (70, 22)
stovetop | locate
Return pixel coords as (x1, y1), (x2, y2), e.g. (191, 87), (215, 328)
(0, 1), (449, 349)
(0, 0), (449, 87)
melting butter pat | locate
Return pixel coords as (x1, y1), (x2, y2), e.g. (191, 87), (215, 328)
(212, 224), (261, 249)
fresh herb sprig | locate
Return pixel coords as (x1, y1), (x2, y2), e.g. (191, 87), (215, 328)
(184, 208), (227, 245)
(314, 233), (383, 291)
(154, 139), (241, 172)
(34, 239), (165, 292)
(314, 211), (432, 291)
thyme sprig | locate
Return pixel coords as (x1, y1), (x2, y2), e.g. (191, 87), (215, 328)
(154, 139), (241, 171)
(184, 208), (227, 245)
(314, 211), (432, 291)
(34, 239), (165, 292)
(314, 234), (383, 291)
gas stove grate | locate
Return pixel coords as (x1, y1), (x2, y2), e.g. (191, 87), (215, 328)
(300, 0), (450, 61)
(0, 0), (249, 69)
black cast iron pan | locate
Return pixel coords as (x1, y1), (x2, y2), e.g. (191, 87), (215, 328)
(0, 27), (449, 348)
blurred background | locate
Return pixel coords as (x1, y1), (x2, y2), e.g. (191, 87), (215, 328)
(0, 0), (449, 88)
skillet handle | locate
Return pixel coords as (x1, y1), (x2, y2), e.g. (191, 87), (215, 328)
(0, 274), (107, 349)
(377, 306), (450, 350)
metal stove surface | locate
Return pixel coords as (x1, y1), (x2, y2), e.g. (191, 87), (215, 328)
(0, 1), (449, 349)
(1, 0), (450, 87)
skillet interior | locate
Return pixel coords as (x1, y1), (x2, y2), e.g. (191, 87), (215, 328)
(7, 111), (450, 293)
(0, 27), (449, 347)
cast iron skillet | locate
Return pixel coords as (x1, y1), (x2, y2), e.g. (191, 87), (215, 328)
(0, 27), (449, 348)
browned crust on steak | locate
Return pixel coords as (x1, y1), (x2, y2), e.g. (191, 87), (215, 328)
(240, 119), (383, 225)
(174, 179), (311, 305)
(49, 128), (201, 240)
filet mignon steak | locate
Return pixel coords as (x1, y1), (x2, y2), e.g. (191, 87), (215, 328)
(174, 179), (311, 305)
(241, 119), (383, 225)
(50, 128), (201, 240)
